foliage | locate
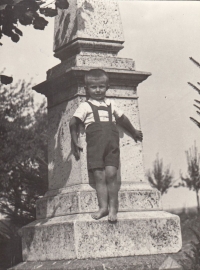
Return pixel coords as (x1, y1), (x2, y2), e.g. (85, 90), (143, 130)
(177, 143), (200, 213)
(146, 154), (174, 195)
(0, 0), (69, 45)
(0, 79), (48, 227)
(0, 74), (13, 85)
(188, 57), (200, 128)
(0, 0), (69, 85)
(181, 229), (200, 270)
(0, 219), (22, 268)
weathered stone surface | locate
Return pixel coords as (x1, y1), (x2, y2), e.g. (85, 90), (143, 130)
(54, 0), (124, 56)
(36, 187), (162, 219)
(9, 254), (182, 270)
(22, 212), (181, 261)
(47, 54), (135, 81)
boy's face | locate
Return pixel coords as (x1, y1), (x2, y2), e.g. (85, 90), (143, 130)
(85, 76), (108, 101)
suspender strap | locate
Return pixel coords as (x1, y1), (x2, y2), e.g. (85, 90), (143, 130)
(87, 101), (100, 122)
(107, 104), (112, 122)
(87, 101), (112, 123)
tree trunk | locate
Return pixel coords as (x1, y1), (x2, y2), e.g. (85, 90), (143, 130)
(196, 190), (200, 214)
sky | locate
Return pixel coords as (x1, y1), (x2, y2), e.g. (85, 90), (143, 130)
(1, 1), (200, 211)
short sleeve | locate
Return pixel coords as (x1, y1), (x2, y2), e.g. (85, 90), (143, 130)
(73, 102), (89, 123)
(111, 100), (124, 119)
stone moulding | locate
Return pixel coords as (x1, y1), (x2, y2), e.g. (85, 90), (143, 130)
(54, 39), (124, 60)
(36, 189), (162, 219)
(46, 55), (135, 81)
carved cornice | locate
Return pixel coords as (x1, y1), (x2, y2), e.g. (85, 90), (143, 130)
(54, 39), (124, 61)
(33, 67), (151, 99)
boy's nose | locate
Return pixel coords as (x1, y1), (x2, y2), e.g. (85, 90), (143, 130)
(96, 87), (100, 92)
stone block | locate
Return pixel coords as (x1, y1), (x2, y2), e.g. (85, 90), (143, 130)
(22, 211), (181, 261)
(36, 188), (162, 219)
(54, 0), (124, 53)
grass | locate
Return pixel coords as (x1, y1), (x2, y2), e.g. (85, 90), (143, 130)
(171, 211), (200, 269)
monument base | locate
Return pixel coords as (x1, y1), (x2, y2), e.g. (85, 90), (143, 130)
(9, 254), (182, 270)
(21, 211), (181, 261)
(36, 185), (162, 219)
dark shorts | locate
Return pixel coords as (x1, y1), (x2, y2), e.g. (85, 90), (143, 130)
(86, 122), (120, 170)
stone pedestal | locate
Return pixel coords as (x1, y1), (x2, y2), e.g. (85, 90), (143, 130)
(11, 0), (182, 268)
(22, 212), (181, 261)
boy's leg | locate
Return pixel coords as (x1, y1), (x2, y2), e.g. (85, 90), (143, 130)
(91, 168), (109, 220)
(105, 166), (118, 222)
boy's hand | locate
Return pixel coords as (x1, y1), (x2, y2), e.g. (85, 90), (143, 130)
(69, 117), (83, 160)
(73, 142), (83, 160)
(132, 129), (143, 143)
(116, 115), (143, 143)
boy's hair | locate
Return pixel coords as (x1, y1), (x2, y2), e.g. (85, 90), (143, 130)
(84, 69), (109, 86)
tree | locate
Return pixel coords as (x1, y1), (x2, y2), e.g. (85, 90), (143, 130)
(146, 154), (174, 195)
(0, 0), (69, 84)
(0, 0), (69, 44)
(188, 57), (200, 128)
(179, 142), (200, 213)
(0, 219), (22, 268)
(0, 79), (48, 227)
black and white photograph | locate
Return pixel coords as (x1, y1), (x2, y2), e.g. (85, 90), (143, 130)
(0, 0), (200, 269)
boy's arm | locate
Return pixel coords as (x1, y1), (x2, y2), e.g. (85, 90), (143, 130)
(69, 116), (83, 160)
(116, 114), (143, 142)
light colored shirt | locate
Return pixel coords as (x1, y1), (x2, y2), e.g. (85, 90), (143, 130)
(73, 98), (124, 128)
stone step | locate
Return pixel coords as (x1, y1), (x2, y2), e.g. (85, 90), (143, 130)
(8, 254), (183, 270)
(36, 189), (162, 219)
(22, 211), (182, 261)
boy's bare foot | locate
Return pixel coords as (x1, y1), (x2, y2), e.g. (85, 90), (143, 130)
(91, 209), (108, 220)
(132, 129), (143, 142)
(108, 208), (117, 222)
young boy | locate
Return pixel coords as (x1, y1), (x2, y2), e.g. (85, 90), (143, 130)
(69, 69), (143, 222)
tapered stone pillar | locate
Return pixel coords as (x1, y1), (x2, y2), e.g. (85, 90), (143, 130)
(11, 0), (182, 267)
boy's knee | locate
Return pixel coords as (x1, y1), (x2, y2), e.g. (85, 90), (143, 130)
(93, 169), (105, 181)
(106, 167), (117, 181)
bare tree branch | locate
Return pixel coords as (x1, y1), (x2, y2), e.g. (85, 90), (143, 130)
(194, 104), (200, 111)
(188, 82), (200, 94)
(190, 117), (200, 128)
(189, 57), (200, 68)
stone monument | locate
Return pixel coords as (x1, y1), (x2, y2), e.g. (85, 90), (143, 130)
(10, 0), (182, 269)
